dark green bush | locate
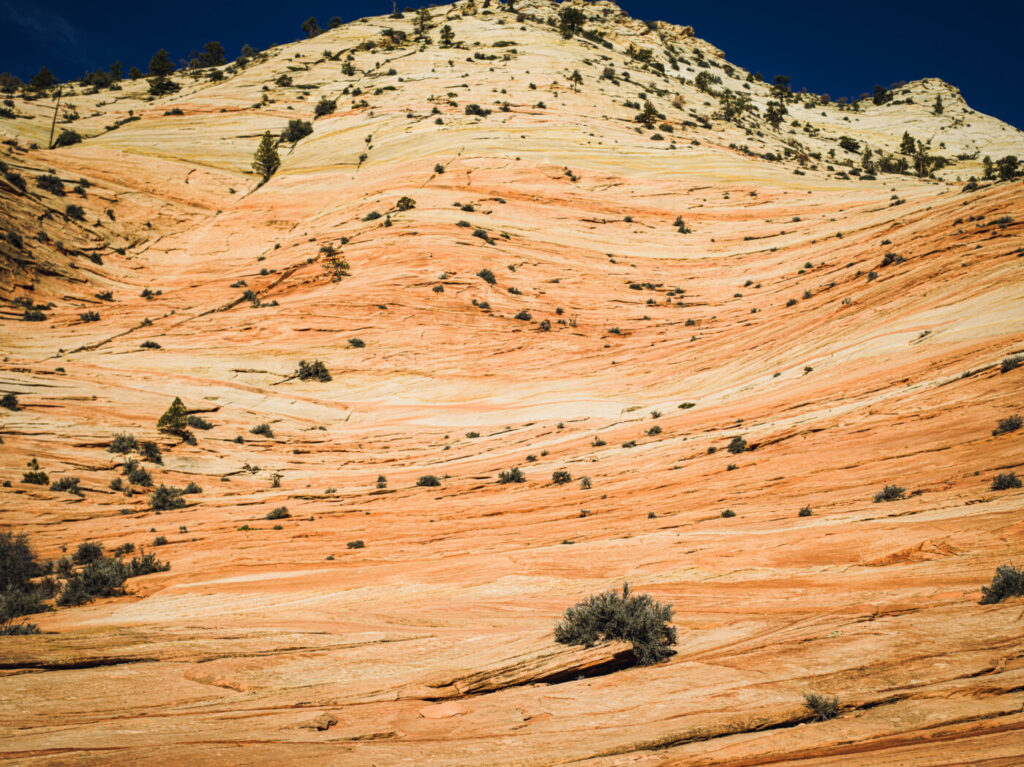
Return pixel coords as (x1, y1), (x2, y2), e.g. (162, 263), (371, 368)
(0, 393), (19, 410)
(993, 415), (1022, 435)
(417, 475), (441, 487)
(477, 268), (496, 285)
(187, 415), (213, 430)
(297, 359), (331, 381)
(721, 509), (736, 518)
(979, 564), (1024, 604)
(37, 174), (65, 195)
(72, 541), (104, 565)
(552, 470), (572, 485)
(1001, 355), (1022, 373)
(727, 436), (747, 454)
(250, 423), (274, 438)
(127, 551), (170, 577)
(873, 484), (905, 502)
(498, 467), (525, 484)
(50, 476), (83, 495)
(314, 97), (336, 117)
(554, 583), (677, 665)
(139, 441), (162, 463)
(150, 485), (186, 511)
(22, 470), (49, 485)
(109, 433), (138, 454)
(281, 119), (313, 142)
(798, 506), (813, 517)
(992, 472), (1021, 491)
(128, 467), (152, 486)
(266, 506), (290, 520)
(347, 540), (365, 549)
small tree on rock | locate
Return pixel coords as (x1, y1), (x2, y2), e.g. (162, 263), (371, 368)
(252, 131), (280, 183)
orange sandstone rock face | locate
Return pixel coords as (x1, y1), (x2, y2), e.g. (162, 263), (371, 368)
(1, 1), (1023, 765)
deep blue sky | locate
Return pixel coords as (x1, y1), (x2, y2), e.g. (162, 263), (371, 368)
(1, 1), (1021, 129)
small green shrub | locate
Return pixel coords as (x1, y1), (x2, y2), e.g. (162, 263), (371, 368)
(281, 119), (313, 142)
(266, 506), (290, 519)
(992, 472), (1021, 491)
(993, 415), (1022, 435)
(798, 506), (813, 517)
(873, 484), (905, 502)
(979, 564), (1024, 604)
(128, 467), (152, 486)
(296, 359), (331, 381)
(498, 467), (525, 484)
(72, 541), (104, 565)
(182, 482), (202, 494)
(417, 475), (441, 487)
(152, 535), (168, 546)
(347, 540), (365, 549)
(314, 97), (336, 117)
(187, 415), (213, 430)
(250, 423), (274, 438)
(127, 551), (170, 577)
(22, 471), (49, 485)
(727, 436), (747, 454)
(0, 393), (19, 410)
(804, 693), (839, 721)
(50, 476), (83, 495)
(552, 470), (572, 485)
(139, 441), (162, 463)
(554, 583), (676, 665)
(1001, 355), (1022, 373)
(721, 509), (736, 518)
(37, 174), (65, 195)
(150, 485), (185, 511)
(109, 433), (138, 454)
(477, 268), (496, 285)
(348, 337), (365, 348)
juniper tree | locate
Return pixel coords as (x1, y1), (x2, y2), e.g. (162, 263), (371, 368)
(439, 24), (455, 47)
(569, 69), (583, 91)
(558, 6), (585, 39)
(252, 131), (280, 183)
(149, 49), (175, 77)
(301, 16), (322, 38)
(932, 94), (943, 115)
(635, 100), (659, 128)
(29, 66), (57, 91)
(157, 397), (190, 437)
(198, 41), (226, 67)
(899, 131), (916, 155)
(996, 155), (1020, 181)
(414, 8), (432, 41)
(765, 100), (787, 130)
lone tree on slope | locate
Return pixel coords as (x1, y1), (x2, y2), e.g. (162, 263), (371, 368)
(252, 131), (281, 183)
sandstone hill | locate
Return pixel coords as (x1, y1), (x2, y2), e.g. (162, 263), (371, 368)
(1, 1), (1023, 765)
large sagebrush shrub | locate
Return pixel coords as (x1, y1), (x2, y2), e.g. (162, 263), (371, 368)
(554, 583), (677, 665)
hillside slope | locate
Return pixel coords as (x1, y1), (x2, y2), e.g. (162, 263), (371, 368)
(1, 1), (1023, 765)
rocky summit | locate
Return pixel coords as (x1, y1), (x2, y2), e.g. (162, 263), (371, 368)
(1, 1), (1023, 764)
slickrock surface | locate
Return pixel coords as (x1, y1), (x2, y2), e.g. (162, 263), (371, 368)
(1, 1), (1023, 764)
